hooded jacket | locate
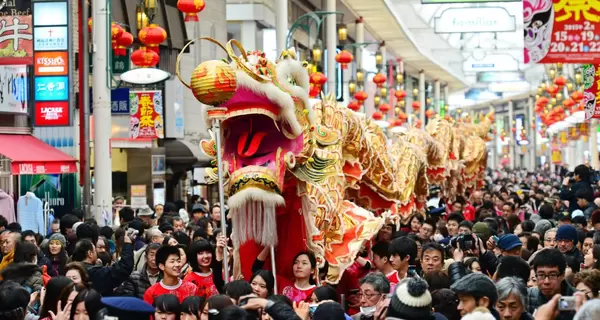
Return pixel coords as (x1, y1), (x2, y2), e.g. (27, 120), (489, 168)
(0, 189), (15, 223)
(0, 262), (43, 292)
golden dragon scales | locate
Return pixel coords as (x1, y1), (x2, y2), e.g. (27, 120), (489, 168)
(176, 38), (493, 284)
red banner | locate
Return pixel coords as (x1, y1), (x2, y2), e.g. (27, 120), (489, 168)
(0, 15), (33, 65)
(524, 0), (600, 64)
(582, 64), (600, 120)
(129, 90), (164, 139)
(34, 101), (70, 126)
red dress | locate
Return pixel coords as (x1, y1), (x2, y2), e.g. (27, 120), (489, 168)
(282, 284), (317, 303)
(143, 279), (198, 305)
(183, 271), (219, 298)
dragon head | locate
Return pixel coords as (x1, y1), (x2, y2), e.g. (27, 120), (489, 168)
(178, 39), (314, 247)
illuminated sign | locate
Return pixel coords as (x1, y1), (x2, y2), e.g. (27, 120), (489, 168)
(32, 2), (67, 26)
(34, 101), (69, 126)
(34, 75), (68, 101)
(515, 114), (528, 145)
(434, 7), (516, 33)
(33, 26), (67, 51)
(34, 51), (68, 76)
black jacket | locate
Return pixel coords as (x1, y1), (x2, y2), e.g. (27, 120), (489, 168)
(83, 243), (134, 296)
(114, 263), (155, 299)
(527, 280), (575, 320)
(265, 301), (302, 320)
(447, 261), (467, 285)
(564, 246), (584, 266)
(0, 262), (43, 292)
(560, 181), (592, 213)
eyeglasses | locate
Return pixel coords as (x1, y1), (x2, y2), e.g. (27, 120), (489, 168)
(536, 273), (561, 280)
(357, 292), (382, 299)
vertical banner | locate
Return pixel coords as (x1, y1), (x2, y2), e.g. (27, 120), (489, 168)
(582, 64), (600, 120)
(524, 0), (600, 64)
(551, 137), (562, 164)
(129, 90), (164, 139)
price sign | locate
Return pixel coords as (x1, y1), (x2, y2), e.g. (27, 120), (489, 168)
(524, 0), (600, 64)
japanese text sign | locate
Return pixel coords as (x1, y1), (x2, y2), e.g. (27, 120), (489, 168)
(582, 64), (600, 120)
(0, 15), (33, 65)
(33, 26), (67, 51)
(524, 0), (600, 64)
(129, 90), (164, 139)
(111, 88), (130, 114)
(34, 101), (69, 126)
(34, 51), (68, 76)
(34, 75), (68, 101)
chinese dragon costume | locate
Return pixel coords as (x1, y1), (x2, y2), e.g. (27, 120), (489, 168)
(176, 38), (493, 284)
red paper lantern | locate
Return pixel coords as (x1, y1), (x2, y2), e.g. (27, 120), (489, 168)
(546, 84), (559, 97)
(347, 100), (361, 111)
(536, 96), (549, 107)
(335, 50), (353, 69)
(372, 111), (383, 120)
(571, 91), (584, 102)
(310, 72), (327, 86)
(563, 98), (576, 108)
(373, 73), (386, 87)
(511, 127), (516, 133)
(111, 23), (124, 51)
(378, 103), (391, 112)
(354, 91), (368, 103)
(131, 47), (159, 67)
(177, 0), (206, 22)
(138, 24), (167, 54)
(394, 89), (406, 100)
(412, 101), (421, 110)
(115, 31), (134, 56)
(554, 76), (567, 88)
(394, 118), (405, 126)
(425, 109), (435, 119)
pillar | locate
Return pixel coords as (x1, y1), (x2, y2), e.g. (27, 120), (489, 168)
(355, 17), (364, 71)
(276, 0), (288, 53)
(326, 0), (336, 94)
(419, 71), (425, 129)
(434, 80), (441, 114)
(528, 96), (537, 170)
(490, 106), (497, 169)
(508, 100), (515, 169)
(92, 0), (112, 224)
(240, 21), (257, 50)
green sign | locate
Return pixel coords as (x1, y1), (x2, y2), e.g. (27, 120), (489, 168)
(89, 51), (130, 74)
(20, 174), (81, 219)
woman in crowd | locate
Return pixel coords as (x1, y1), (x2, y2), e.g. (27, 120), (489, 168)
(282, 252), (317, 302)
(1, 241), (43, 292)
(154, 294), (181, 320)
(64, 262), (90, 288)
(200, 294), (233, 320)
(38, 276), (73, 320)
(69, 288), (103, 320)
(409, 214), (424, 234)
(583, 244), (600, 270)
(572, 269), (600, 300)
(464, 257), (482, 274)
(249, 269), (275, 298)
(181, 296), (205, 320)
(44, 233), (69, 277)
(310, 285), (338, 303)
(351, 272), (390, 320)
(183, 239), (221, 298)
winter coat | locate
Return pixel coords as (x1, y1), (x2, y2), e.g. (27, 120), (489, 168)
(83, 243), (134, 296)
(265, 300), (302, 320)
(560, 181), (593, 213)
(527, 280), (575, 320)
(0, 262), (43, 292)
(114, 263), (155, 299)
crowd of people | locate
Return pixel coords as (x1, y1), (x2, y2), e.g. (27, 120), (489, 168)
(1, 165), (600, 320)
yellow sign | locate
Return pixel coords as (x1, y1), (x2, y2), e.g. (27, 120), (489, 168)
(131, 185), (147, 197)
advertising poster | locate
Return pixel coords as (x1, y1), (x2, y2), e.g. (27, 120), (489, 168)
(582, 64), (600, 120)
(34, 75), (68, 101)
(0, 14), (33, 65)
(34, 101), (69, 126)
(0, 65), (28, 113)
(19, 173), (79, 219)
(524, 0), (600, 64)
(129, 90), (164, 139)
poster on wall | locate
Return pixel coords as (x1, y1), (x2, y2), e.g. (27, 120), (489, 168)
(0, 15), (33, 65)
(524, 0), (600, 64)
(129, 90), (164, 139)
(0, 65), (28, 113)
(19, 173), (80, 219)
(582, 64), (600, 120)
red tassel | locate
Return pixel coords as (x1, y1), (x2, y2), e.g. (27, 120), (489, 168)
(184, 13), (199, 22)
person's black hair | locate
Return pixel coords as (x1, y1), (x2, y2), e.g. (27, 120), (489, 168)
(192, 227), (209, 241)
(72, 239), (95, 262)
(182, 296), (205, 317)
(71, 208), (85, 221)
(6, 223), (21, 233)
(216, 305), (252, 320)
(156, 245), (181, 272)
(521, 220), (535, 233)
(196, 217), (213, 232)
(526, 236), (540, 254)
(565, 255), (581, 274)
(391, 230), (410, 240)
(119, 207), (135, 224)
(267, 294), (293, 307)
(410, 214), (424, 225)
(174, 200), (186, 211)
(424, 271), (450, 292)
(532, 248), (567, 274)
(389, 237), (418, 265)
(421, 242), (445, 260)
(210, 204), (220, 213)
(76, 222), (100, 245)
(483, 217), (499, 236)
(60, 214), (79, 234)
(459, 220), (473, 230)
(480, 201), (495, 210)
(158, 215), (175, 227)
(0, 215), (7, 229)
(159, 223), (174, 234)
(292, 252), (317, 284)
(447, 213), (464, 224)
(206, 294), (234, 316)
(153, 294), (181, 316)
(313, 285), (338, 302)
(97, 251), (112, 266)
(576, 187), (595, 203)
(574, 164), (592, 182)
(538, 203), (555, 220)
(496, 256), (530, 284)
(187, 239), (214, 272)
(13, 241), (37, 263)
(463, 257), (480, 272)
(223, 280), (253, 302)
(164, 202), (177, 214)
(100, 226), (114, 240)
(371, 241), (390, 259)
(20, 230), (36, 242)
(431, 288), (461, 320)
(454, 196), (466, 206)
(69, 289), (103, 320)
(423, 218), (437, 233)
(172, 231), (190, 247)
(0, 280), (30, 320)
(39, 276), (73, 318)
(249, 269), (275, 296)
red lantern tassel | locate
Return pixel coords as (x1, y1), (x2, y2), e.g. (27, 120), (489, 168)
(148, 45), (160, 54)
(185, 13), (199, 22)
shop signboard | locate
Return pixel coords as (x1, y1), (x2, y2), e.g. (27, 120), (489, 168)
(0, 64), (27, 113)
(129, 90), (164, 139)
(32, 1), (67, 26)
(113, 50), (130, 74)
(524, 0), (600, 64)
(89, 88), (131, 114)
(0, 14), (33, 65)
(434, 7), (516, 34)
(582, 64), (600, 120)
(34, 75), (68, 101)
(34, 101), (69, 126)
(33, 26), (67, 51)
(34, 51), (68, 76)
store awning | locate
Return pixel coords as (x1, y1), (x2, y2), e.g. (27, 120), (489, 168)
(0, 134), (77, 175)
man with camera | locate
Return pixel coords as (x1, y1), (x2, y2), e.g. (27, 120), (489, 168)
(560, 165), (593, 213)
(448, 232), (499, 282)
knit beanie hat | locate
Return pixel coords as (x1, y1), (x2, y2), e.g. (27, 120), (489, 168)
(388, 277), (434, 320)
(48, 233), (66, 248)
(556, 224), (578, 244)
(534, 219), (552, 236)
(472, 222), (490, 238)
(450, 273), (497, 306)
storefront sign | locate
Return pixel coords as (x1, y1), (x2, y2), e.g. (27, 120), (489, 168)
(113, 50), (130, 74)
(582, 64), (600, 120)
(129, 90), (164, 139)
(434, 7), (516, 33)
(0, 65), (27, 114)
(110, 88), (130, 114)
(34, 51), (68, 76)
(524, 0), (600, 64)
(165, 78), (185, 138)
(34, 101), (69, 126)
(33, 26), (67, 51)
(476, 72), (525, 83)
(0, 15), (33, 64)
(32, 2), (67, 26)
(34, 75), (67, 101)
(131, 185), (147, 197)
